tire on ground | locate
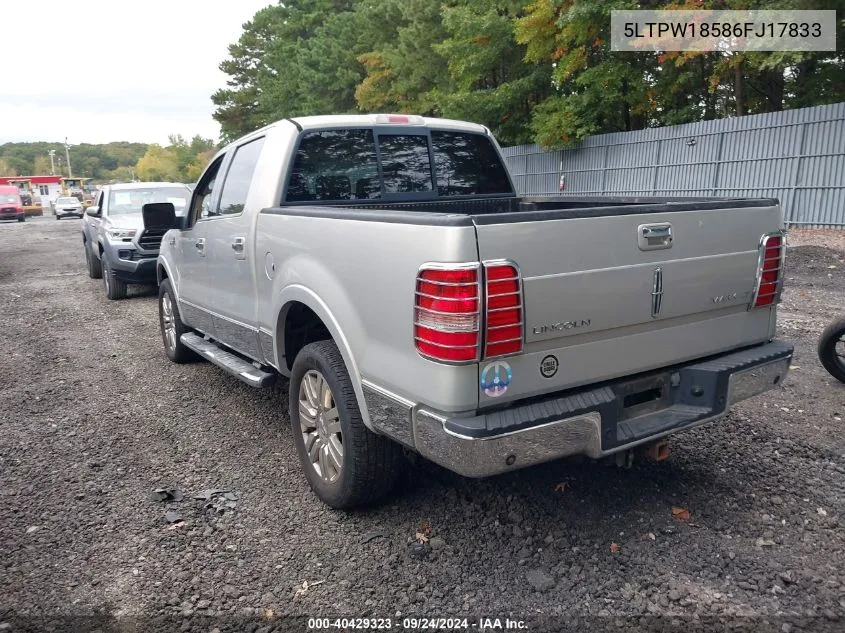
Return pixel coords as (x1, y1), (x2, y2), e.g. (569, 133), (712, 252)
(158, 278), (196, 363)
(101, 256), (127, 300)
(289, 340), (402, 509)
(818, 316), (845, 384)
(86, 245), (102, 279)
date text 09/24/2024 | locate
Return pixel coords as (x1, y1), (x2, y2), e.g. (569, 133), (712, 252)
(307, 617), (528, 630)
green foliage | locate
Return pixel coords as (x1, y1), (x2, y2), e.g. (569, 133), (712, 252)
(0, 141), (148, 180)
(136, 135), (217, 183)
(0, 135), (216, 184)
(213, 0), (845, 148)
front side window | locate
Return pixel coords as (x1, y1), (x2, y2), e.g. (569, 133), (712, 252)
(107, 187), (190, 216)
(216, 137), (265, 216)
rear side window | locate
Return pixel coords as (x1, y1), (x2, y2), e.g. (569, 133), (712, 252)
(431, 131), (513, 196)
(286, 129), (380, 202)
(216, 137), (265, 216)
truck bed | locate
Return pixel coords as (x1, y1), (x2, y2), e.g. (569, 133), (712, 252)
(261, 195), (782, 410)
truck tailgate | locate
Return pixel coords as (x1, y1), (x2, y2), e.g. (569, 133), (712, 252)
(473, 202), (782, 406)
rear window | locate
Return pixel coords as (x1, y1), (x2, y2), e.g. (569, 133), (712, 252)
(431, 131), (513, 196)
(285, 128), (512, 203)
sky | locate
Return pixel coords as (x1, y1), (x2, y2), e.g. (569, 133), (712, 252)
(0, 0), (273, 146)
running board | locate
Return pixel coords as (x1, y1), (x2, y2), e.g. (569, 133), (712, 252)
(180, 332), (277, 388)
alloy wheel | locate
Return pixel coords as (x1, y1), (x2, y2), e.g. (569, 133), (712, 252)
(298, 370), (343, 483)
(161, 293), (177, 351)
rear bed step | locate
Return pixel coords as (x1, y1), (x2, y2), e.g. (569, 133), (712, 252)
(180, 333), (277, 388)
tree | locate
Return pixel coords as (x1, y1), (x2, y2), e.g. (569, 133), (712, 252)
(33, 155), (51, 175)
(213, 0), (845, 148)
(136, 145), (181, 182)
(434, 0), (550, 144)
(0, 158), (16, 177)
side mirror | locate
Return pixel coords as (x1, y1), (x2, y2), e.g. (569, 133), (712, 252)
(85, 207), (101, 217)
(142, 202), (177, 230)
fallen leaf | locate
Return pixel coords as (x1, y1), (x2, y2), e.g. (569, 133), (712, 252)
(756, 537), (776, 547)
(418, 520), (432, 536)
(817, 507), (828, 517)
(166, 521), (185, 530)
(671, 507), (691, 521)
(610, 542), (620, 553)
(647, 533), (656, 540)
(415, 532), (429, 543)
(789, 365), (800, 370)
(262, 608), (276, 620)
(554, 481), (570, 493)
(293, 579), (325, 599)
(828, 265), (837, 269)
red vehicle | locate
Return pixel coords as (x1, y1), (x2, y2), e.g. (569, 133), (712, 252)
(0, 185), (25, 222)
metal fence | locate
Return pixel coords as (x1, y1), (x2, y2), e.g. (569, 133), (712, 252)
(500, 102), (845, 228)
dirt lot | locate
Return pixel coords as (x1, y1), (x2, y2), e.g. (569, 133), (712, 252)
(1, 220), (843, 633)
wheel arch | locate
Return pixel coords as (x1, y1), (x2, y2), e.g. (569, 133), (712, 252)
(274, 286), (372, 429)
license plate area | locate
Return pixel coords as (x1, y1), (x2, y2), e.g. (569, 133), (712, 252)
(614, 373), (672, 421)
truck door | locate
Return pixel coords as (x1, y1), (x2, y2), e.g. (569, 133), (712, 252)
(174, 156), (224, 337)
(203, 136), (266, 361)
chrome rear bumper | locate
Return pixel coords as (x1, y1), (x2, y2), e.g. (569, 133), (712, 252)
(365, 340), (793, 478)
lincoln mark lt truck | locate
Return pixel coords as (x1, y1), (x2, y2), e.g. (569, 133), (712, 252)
(150, 114), (792, 508)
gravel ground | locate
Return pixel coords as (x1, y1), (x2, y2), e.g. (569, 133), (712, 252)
(1, 218), (844, 633)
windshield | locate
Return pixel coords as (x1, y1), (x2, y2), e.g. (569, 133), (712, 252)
(57, 197), (78, 204)
(108, 187), (190, 216)
(2, 194), (21, 205)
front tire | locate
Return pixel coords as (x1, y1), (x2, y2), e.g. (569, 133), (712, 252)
(289, 340), (402, 509)
(101, 256), (127, 300)
(158, 279), (195, 363)
(86, 245), (102, 279)
(818, 316), (845, 383)
(18, 216), (25, 222)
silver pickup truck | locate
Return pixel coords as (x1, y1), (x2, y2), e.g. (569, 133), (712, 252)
(151, 114), (792, 508)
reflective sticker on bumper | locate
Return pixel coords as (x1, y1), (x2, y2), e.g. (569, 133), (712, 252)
(481, 361), (512, 398)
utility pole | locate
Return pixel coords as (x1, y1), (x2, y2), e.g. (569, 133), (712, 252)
(47, 150), (56, 175)
(64, 137), (73, 178)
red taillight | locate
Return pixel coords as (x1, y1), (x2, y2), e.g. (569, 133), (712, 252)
(414, 261), (524, 363)
(751, 233), (785, 308)
(388, 114), (409, 123)
(414, 265), (481, 362)
(484, 262), (523, 358)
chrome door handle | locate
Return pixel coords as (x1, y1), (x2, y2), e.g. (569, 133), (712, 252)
(231, 236), (246, 260)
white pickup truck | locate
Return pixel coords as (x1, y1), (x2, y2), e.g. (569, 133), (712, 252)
(149, 114), (792, 508)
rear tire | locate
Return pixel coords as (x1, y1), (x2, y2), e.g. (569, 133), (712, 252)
(158, 279), (195, 363)
(818, 316), (845, 384)
(18, 216), (24, 222)
(289, 340), (402, 509)
(102, 256), (127, 300)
